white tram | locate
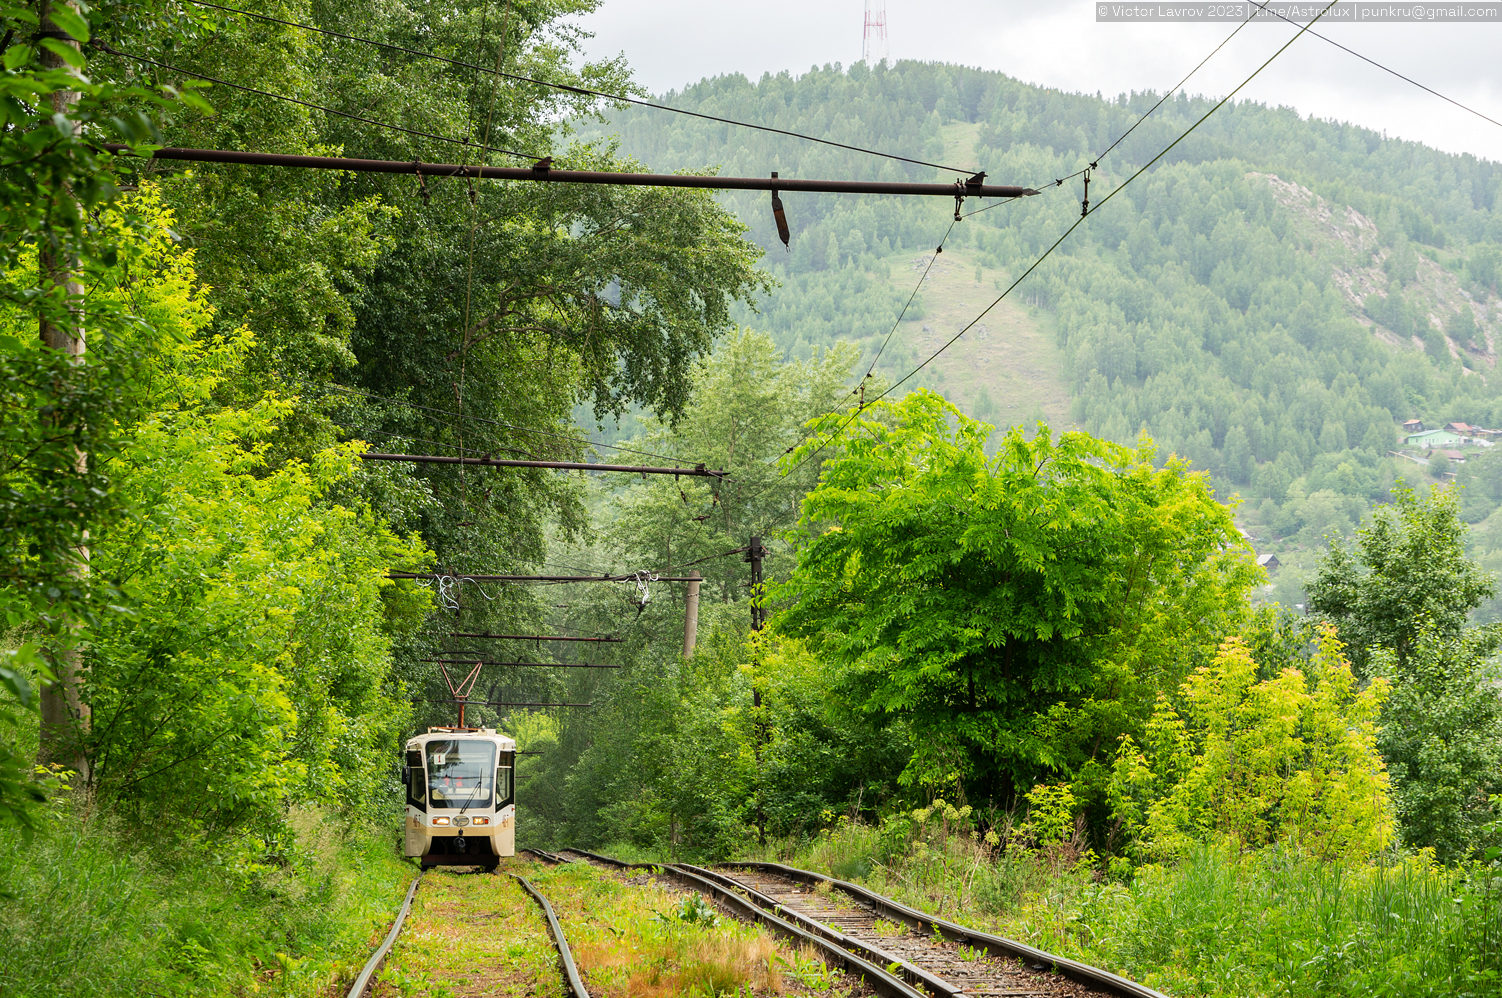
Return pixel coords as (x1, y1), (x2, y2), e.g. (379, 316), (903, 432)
(402, 727), (516, 870)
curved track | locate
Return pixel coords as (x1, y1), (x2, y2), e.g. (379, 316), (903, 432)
(560, 848), (1169, 998)
(344, 865), (589, 998)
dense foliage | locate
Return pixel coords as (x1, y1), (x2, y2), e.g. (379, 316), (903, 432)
(1106, 627), (1393, 864)
(772, 391), (1258, 807)
(1309, 485), (1502, 860)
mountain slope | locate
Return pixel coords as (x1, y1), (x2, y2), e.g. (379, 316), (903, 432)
(575, 60), (1502, 563)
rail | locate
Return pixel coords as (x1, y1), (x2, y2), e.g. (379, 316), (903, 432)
(343, 871), (422, 998)
(560, 846), (1169, 998)
(730, 860), (1173, 998)
(344, 863), (590, 998)
(512, 873), (591, 998)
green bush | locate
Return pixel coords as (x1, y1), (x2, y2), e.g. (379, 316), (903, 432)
(0, 804), (413, 998)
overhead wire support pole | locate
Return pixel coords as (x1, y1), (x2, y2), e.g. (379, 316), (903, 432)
(359, 452), (727, 478)
(100, 145), (1038, 199)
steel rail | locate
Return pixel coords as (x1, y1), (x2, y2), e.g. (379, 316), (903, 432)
(511, 874), (591, 998)
(344, 871), (422, 998)
(521, 847), (569, 865)
(732, 860), (1173, 998)
(101, 144), (1039, 199)
(557, 849), (924, 998)
(679, 862), (953, 997)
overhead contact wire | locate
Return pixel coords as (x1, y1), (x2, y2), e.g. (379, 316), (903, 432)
(872, 0), (1342, 404)
(99, 45), (542, 161)
(310, 383), (700, 464)
(761, 0), (1340, 496)
(182, 0), (979, 175)
(765, 1), (1274, 482)
(1255, 2), (1502, 133)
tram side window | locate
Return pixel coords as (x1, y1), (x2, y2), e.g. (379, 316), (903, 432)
(496, 765), (513, 808)
(404, 750), (427, 811)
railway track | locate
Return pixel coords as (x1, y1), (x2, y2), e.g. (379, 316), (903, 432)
(344, 865), (589, 998)
(560, 848), (1170, 998)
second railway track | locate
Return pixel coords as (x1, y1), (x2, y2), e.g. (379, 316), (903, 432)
(559, 848), (1169, 998)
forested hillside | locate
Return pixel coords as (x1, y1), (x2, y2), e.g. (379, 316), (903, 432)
(577, 61), (1502, 598)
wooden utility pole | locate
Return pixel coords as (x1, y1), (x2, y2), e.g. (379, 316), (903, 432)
(35, 0), (91, 779)
(682, 571), (701, 659)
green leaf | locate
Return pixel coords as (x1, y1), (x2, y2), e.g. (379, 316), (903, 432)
(37, 37), (85, 70)
(2, 44), (34, 71)
(45, 4), (90, 42)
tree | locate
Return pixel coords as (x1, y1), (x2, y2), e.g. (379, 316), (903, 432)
(1106, 626), (1394, 863)
(1307, 484), (1502, 859)
(1, 0), (203, 784)
(1308, 485), (1493, 677)
(772, 391), (1260, 809)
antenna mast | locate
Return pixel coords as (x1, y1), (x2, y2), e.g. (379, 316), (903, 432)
(863, 1), (888, 65)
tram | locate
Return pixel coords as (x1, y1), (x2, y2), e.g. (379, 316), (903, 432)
(402, 727), (516, 870)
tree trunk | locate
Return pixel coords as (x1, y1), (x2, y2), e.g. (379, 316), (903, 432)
(35, 0), (91, 782)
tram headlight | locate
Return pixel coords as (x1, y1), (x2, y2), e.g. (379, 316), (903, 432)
(431, 816), (451, 826)
(470, 817), (490, 825)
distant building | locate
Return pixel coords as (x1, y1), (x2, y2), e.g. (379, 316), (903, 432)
(1430, 448), (1468, 463)
(1406, 428), (1463, 448)
(1256, 553), (1281, 572)
(1401, 419), (1424, 433)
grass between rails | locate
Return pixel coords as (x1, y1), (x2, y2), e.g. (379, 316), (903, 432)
(0, 806), (415, 998)
(531, 859), (861, 998)
(755, 819), (1502, 998)
(371, 862), (559, 998)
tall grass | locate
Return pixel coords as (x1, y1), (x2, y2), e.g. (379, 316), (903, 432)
(765, 818), (1502, 998)
(0, 806), (414, 997)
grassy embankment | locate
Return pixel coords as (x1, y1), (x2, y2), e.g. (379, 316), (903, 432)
(733, 812), (1502, 998)
(0, 805), (414, 998)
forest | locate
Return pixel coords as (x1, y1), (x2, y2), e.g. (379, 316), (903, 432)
(1, 2), (1500, 997)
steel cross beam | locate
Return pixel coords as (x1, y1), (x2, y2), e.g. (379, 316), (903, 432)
(101, 144), (1039, 199)
(421, 658), (620, 669)
(389, 571), (701, 582)
(359, 452), (727, 478)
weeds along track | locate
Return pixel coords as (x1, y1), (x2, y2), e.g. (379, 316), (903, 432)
(345, 865), (588, 998)
(560, 849), (1167, 998)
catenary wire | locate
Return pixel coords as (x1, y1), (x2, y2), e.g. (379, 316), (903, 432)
(98, 44), (543, 162)
(1254, 2), (1502, 134)
(773, 0), (1273, 472)
(966, 1), (1270, 220)
(308, 382), (702, 465)
(180, 0), (980, 175)
(758, 1), (1341, 493)
(871, 0), (1342, 405)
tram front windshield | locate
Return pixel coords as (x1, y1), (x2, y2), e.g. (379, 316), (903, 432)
(426, 740), (496, 809)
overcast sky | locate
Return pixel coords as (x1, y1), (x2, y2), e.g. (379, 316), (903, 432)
(571, 1), (1502, 164)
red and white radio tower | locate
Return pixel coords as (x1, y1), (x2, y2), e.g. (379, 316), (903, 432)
(862, 1), (888, 66)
